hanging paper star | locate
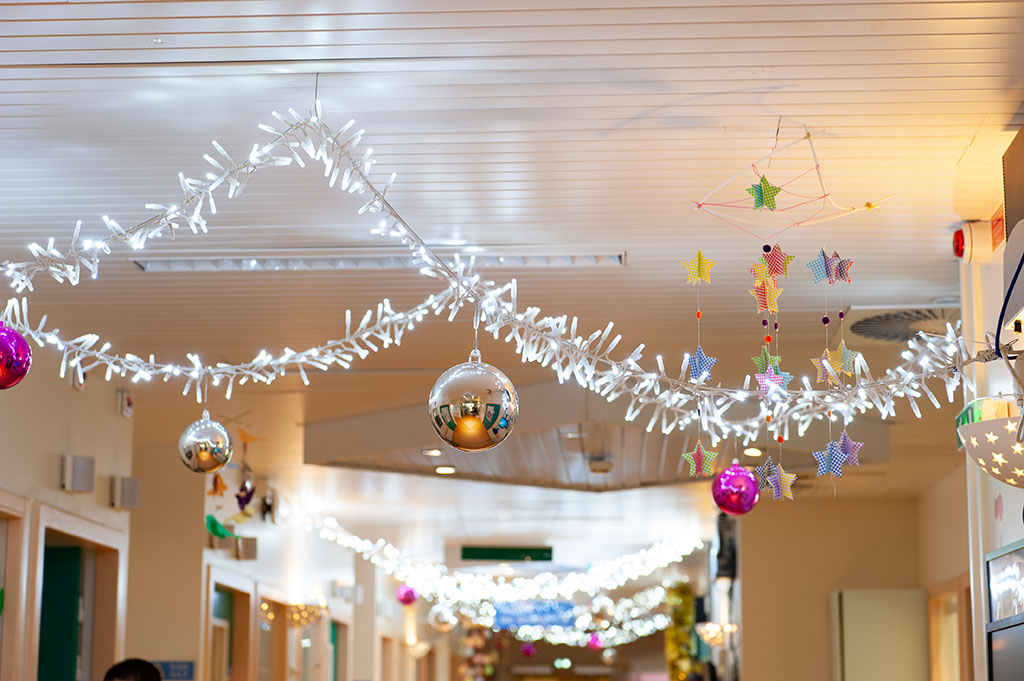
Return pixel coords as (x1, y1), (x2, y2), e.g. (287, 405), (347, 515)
(682, 250), (716, 284)
(754, 459), (777, 491)
(748, 257), (771, 284)
(755, 365), (793, 396)
(834, 430), (865, 466)
(838, 340), (859, 376)
(762, 244), (795, 278)
(749, 277), (783, 313)
(807, 249), (838, 284)
(688, 346), (719, 380)
(767, 463), (797, 500)
(811, 349), (835, 384)
(746, 175), (782, 211)
(813, 441), (850, 477)
(752, 345), (781, 373)
(683, 442), (719, 477)
(831, 250), (853, 283)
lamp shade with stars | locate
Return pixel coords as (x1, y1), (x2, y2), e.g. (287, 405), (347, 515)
(958, 419), (1024, 488)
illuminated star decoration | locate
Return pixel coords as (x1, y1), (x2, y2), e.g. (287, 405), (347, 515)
(813, 441), (850, 477)
(755, 365), (793, 397)
(752, 345), (781, 373)
(683, 442), (719, 477)
(746, 175), (783, 211)
(767, 463), (797, 500)
(688, 346), (719, 381)
(834, 430), (865, 466)
(749, 277), (784, 313)
(682, 250), (716, 284)
(754, 459), (777, 491)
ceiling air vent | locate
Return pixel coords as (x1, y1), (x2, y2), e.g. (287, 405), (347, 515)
(848, 307), (960, 343)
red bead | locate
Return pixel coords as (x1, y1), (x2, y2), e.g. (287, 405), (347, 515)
(777, 435), (784, 443)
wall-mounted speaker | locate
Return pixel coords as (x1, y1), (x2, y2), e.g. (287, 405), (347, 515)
(60, 455), (95, 493)
(236, 536), (258, 561)
(109, 476), (141, 510)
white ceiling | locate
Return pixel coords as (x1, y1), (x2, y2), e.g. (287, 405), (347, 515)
(3, 0), (1014, 560)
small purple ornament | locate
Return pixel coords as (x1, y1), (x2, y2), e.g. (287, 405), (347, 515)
(587, 633), (603, 651)
(521, 643), (537, 658)
(711, 460), (760, 516)
(0, 324), (32, 389)
(396, 584), (418, 605)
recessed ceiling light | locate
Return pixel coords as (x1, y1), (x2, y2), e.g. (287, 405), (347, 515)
(422, 448), (442, 457)
(743, 447), (763, 457)
(563, 432), (581, 439)
(434, 466), (456, 475)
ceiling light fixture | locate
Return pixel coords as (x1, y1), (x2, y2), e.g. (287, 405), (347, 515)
(434, 465), (456, 475)
(743, 447), (763, 457)
(421, 448), (442, 457)
(134, 249), (625, 273)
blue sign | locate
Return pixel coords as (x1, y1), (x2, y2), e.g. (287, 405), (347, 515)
(494, 600), (575, 628)
(154, 661), (195, 680)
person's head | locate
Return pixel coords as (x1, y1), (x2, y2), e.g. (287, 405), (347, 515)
(104, 658), (162, 681)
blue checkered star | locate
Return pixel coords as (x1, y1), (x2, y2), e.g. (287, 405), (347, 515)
(806, 248), (838, 285)
(813, 441), (850, 477)
(754, 459), (777, 491)
(688, 346), (718, 381)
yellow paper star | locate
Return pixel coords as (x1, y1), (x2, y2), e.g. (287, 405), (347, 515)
(749, 277), (783, 313)
(825, 344), (846, 379)
(993, 452), (1008, 466)
(682, 250), (716, 284)
(986, 432), (999, 444)
(748, 258), (771, 284)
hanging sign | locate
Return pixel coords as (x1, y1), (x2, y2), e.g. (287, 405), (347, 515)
(154, 661), (195, 680)
(494, 600), (575, 628)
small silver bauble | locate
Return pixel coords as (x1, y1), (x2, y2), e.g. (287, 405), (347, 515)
(178, 409), (233, 474)
(428, 604), (458, 633)
(428, 350), (518, 452)
(601, 648), (617, 666)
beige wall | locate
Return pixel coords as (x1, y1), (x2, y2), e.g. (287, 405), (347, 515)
(740, 499), (920, 681)
(917, 461), (970, 589)
(0, 350), (133, 530)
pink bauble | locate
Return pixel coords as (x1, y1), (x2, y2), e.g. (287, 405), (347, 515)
(396, 584), (418, 605)
(711, 462), (760, 516)
(0, 325), (31, 389)
(587, 633), (603, 651)
(521, 643), (537, 658)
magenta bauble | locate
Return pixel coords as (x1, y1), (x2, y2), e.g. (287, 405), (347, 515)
(0, 325), (32, 389)
(587, 633), (603, 651)
(396, 584), (418, 605)
(521, 643), (537, 658)
(711, 462), (760, 516)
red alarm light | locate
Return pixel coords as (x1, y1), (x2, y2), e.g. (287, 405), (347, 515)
(953, 229), (965, 259)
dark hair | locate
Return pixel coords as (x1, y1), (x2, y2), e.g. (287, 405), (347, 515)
(104, 658), (162, 681)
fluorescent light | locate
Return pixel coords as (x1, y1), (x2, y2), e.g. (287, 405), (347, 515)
(421, 448), (442, 457)
(434, 466), (456, 475)
(743, 447), (763, 457)
(134, 248), (626, 273)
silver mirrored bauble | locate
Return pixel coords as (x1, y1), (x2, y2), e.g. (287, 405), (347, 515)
(428, 604), (458, 633)
(178, 409), (233, 474)
(428, 350), (518, 452)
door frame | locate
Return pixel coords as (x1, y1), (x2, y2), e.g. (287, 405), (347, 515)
(0, 488), (29, 681)
(25, 504), (128, 681)
(205, 565), (256, 681)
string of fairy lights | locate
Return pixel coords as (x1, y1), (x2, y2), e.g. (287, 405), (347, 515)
(0, 108), (974, 444)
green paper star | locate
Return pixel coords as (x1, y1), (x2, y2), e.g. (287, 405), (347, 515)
(752, 345), (781, 373)
(746, 175), (782, 211)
